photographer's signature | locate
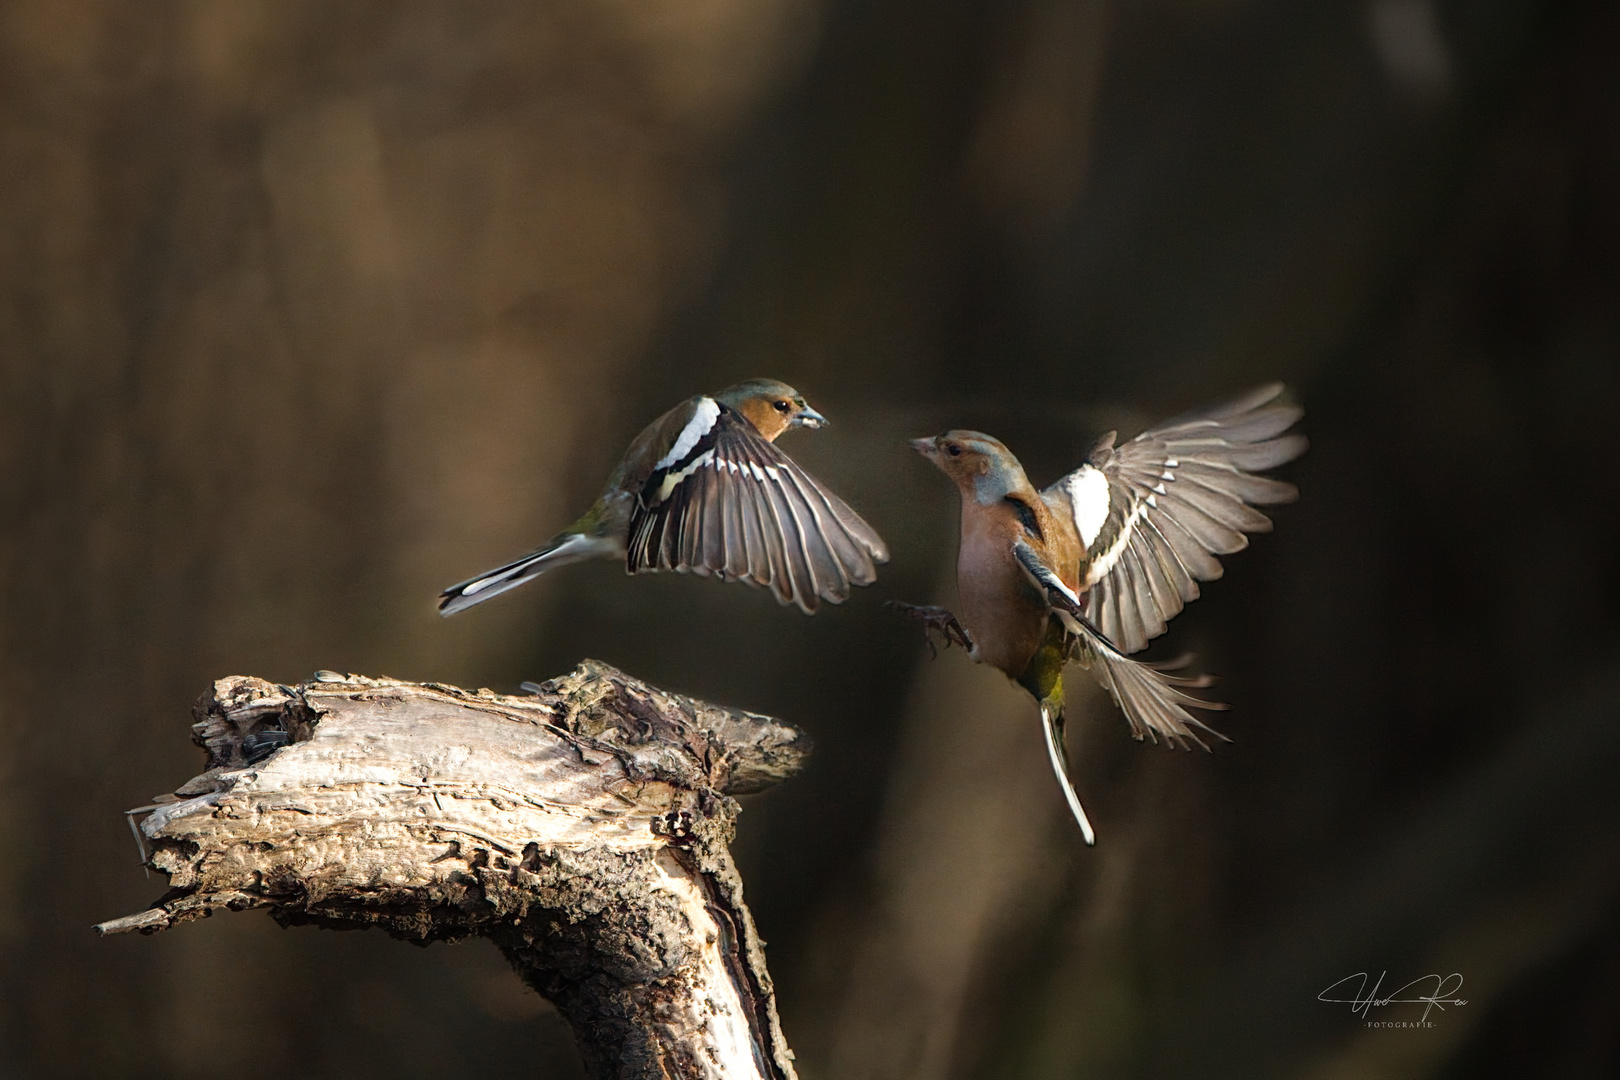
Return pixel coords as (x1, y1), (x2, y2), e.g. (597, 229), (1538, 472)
(1318, 972), (1467, 1024)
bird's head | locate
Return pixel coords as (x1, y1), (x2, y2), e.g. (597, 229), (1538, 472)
(715, 379), (827, 441)
(910, 430), (1026, 504)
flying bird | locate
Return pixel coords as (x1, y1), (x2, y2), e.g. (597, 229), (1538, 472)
(440, 379), (889, 617)
(897, 384), (1305, 843)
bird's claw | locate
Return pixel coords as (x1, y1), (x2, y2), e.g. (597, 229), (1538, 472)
(886, 601), (972, 658)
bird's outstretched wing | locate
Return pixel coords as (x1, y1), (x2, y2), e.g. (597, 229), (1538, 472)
(1013, 538), (1228, 750)
(626, 404), (889, 613)
(1066, 620), (1230, 751)
(1044, 383), (1305, 656)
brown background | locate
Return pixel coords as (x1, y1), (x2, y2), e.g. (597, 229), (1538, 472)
(3, 1), (1617, 1077)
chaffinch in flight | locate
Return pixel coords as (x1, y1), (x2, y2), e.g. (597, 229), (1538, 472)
(898, 384), (1305, 843)
(440, 379), (889, 616)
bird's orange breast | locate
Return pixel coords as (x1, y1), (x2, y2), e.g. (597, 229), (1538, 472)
(956, 505), (1050, 678)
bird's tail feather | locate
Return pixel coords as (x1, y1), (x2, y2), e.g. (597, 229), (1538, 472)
(1040, 703), (1095, 845)
(1013, 536), (1227, 750)
(1060, 611), (1230, 750)
(438, 533), (612, 616)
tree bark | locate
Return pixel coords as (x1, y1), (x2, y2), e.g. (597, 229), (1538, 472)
(95, 661), (807, 1080)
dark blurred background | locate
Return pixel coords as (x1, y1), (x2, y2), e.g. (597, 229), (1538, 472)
(3, 0), (1618, 1077)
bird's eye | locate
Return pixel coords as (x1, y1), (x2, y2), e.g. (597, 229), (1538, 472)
(946, 444), (962, 457)
(773, 400), (792, 412)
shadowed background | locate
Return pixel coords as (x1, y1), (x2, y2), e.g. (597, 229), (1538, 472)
(3, 1), (1618, 1077)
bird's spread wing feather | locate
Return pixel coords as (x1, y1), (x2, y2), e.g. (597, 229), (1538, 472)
(1066, 617), (1230, 750)
(1014, 539), (1229, 751)
(626, 404), (888, 613)
(1045, 383), (1306, 655)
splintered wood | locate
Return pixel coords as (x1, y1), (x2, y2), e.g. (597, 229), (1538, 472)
(96, 661), (808, 1080)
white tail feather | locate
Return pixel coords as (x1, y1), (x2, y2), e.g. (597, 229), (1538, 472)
(438, 533), (611, 616)
(1040, 704), (1096, 845)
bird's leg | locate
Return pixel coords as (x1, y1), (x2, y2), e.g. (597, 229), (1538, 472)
(885, 601), (973, 657)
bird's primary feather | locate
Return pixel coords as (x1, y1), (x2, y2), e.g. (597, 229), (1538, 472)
(1044, 382), (1306, 655)
(1064, 614), (1230, 751)
(626, 404), (888, 614)
(1012, 536), (1227, 751)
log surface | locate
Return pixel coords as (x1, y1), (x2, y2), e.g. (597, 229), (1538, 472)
(97, 661), (809, 1080)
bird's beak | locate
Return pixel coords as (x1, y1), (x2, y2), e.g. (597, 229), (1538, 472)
(794, 406), (828, 429)
(909, 436), (937, 457)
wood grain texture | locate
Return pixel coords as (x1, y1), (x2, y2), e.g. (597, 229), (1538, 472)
(97, 662), (808, 1080)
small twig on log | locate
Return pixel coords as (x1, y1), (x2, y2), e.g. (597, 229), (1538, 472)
(96, 660), (809, 1080)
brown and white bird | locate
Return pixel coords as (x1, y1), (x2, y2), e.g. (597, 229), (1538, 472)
(897, 384), (1305, 843)
(440, 379), (889, 616)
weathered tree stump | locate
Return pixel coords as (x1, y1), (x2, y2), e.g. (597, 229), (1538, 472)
(96, 661), (808, 1080)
